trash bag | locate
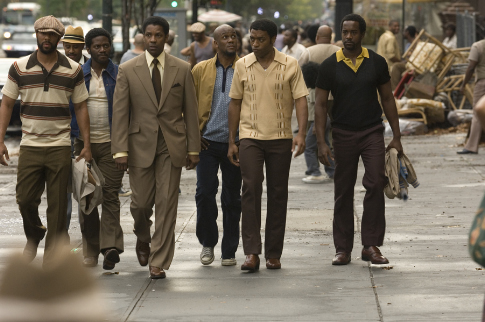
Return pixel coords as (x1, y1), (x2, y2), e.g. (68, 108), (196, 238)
(384, 119), (428, 136)
(447, 110), (473, 127)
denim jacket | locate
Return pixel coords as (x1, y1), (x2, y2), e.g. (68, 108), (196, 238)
(70, 58), (118, 138)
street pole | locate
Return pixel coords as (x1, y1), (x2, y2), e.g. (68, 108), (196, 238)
(192, 0), (198, 24)
(334, 0), (353, 41)
(102, 0), (113, 36)
(402, 0), (406, 51)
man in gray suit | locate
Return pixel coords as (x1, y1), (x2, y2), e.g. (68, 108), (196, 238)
(111, 16), (200, 279)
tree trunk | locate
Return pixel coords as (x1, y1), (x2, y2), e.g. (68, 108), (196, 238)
(121, 0), (131, 53)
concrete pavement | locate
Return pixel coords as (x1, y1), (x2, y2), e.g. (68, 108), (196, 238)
(0, 132), (484, 321)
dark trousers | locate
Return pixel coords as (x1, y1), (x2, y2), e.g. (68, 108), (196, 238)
(239, 138), (292, 259)
(16, 145), (71, 266)
(195, 140), (242, 259)
(74, 139), (124, 257)
(332, 124), (387, 253)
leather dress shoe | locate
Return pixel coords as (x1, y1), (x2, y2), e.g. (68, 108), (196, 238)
(241, 254), (260, 271)
(83, 256), (98, 267)
(149, 266), (166, 279)
(136, 239), (150, 267)
(457, 149), (478, 154)
(362, 246), (389, 264)
(266, 258), (281, 269)
(103, 249), (120, 270)
(23, 239), (40, 263)
(332, 252), (351, 265)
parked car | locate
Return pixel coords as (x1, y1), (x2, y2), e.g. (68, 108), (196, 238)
(0, 58), (21, 131)
(2, 31), (37, 58)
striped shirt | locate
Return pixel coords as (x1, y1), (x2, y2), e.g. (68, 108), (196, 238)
(2, 50), (89, 147)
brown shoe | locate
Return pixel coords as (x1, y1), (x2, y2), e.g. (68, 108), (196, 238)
(266, 258), (281, 269)
(103, 249), (120, 270)
(83, 256), (98, 267)
(362, 246), (389, 264)
(23, 239), (40, 263)
(241, 254), (260, 271)
(136, 239), (150, 267)
(332, 252), (351, 265)
(149, 266), (166, 279)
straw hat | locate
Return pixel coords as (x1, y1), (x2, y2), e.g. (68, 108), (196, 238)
(62, 26), (85, 44)
(189, 22), (206, 33)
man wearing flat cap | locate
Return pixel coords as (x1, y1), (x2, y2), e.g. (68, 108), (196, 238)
(187, 22), (216, 68)
(0, 15), (92, 268)
(62, 25), (88, 231)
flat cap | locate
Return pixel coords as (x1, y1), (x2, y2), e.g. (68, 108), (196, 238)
(189, 22), (206, 33)
(34, 15), (65, 37)
(62, 26), (85, 44)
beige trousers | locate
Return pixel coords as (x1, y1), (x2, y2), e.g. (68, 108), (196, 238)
(129, 130), (182, 269)
(465, 79), (485, 152)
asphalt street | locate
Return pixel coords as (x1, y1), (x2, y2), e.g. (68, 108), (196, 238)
(0, 132), (484, 321)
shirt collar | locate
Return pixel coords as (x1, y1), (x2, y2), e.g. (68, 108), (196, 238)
(244, 48), (287, 68)
(145, 50), (165, 68)
(26, 50), (72, 70)
(336, 47), (369, 62)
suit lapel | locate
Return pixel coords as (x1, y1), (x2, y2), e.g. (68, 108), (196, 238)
(159, 54), (179, 110)
(134, 53), (158, 108)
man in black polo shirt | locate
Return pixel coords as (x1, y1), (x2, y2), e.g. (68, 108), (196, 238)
(314, 14), (403, 266)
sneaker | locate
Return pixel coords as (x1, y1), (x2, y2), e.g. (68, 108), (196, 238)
(200, 247), (214, 265)
(302, 175), (332, 184)
(221, 258), (237, 266)
(119, 188), (132, 197)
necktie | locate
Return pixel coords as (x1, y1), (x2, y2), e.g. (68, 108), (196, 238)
(152, 58), (161, 104)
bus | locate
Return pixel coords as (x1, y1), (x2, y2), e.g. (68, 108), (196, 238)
(2, 2), (40, 26)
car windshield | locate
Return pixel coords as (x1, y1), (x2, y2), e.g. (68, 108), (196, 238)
(11, 32), (36, 41)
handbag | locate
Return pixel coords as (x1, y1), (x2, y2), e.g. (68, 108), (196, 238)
(469, 194), (485, 267)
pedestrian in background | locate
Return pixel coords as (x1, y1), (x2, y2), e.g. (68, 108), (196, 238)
(281, 28), (306, 60)
(192, 24), (242, 267)
(457, 37), (485, 154)
(0, 15), (91, 268)
(62, 25), (87, 230)
(120, 34), (145, 64)
(228, 18), (308, 271)
(315, 14), (402, 266)
(71, 28), (125, 270)
(111, 16), (200, 279)
(187, 22), (216, 68)
(377, 19), (401, 71)
(298, 25), (340, 184)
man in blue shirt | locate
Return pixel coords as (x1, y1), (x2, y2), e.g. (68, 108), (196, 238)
(192, 24), (241, 266)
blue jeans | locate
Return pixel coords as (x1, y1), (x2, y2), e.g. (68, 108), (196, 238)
(195, 140), (242, 259)
(304, 121), (335, 178)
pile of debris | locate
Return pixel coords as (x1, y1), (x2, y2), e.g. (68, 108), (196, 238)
(387, 29), (474, 136)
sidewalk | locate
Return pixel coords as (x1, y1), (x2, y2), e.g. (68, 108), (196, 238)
(0, 133), (483, 321)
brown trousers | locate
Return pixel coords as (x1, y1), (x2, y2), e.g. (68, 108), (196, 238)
(129, 130), (182, 269)
(16, 145), (71, 266)
(332, 124), (387, 253)
(465, 79), (485, 152)
(239, 138), (292, 259)
(74, 139), (124, 257)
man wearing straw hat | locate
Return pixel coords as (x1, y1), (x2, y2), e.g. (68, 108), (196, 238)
(62, 25), (88, 230)
(187, 22), (216, 68)
(62, 25), (88, 65)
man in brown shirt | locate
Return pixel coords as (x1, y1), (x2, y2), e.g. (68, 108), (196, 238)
(228, 19), (308, 271)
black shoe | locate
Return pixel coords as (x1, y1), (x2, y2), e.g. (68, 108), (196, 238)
(103, 249), (120, 270)
(457, 149), (478, 154)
